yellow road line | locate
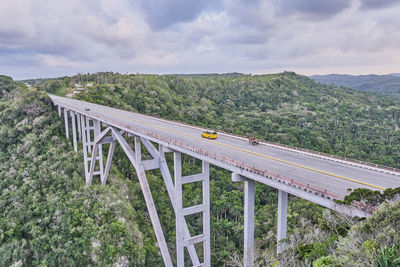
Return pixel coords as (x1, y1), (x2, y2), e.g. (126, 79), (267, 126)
(112, 111), (386, 191)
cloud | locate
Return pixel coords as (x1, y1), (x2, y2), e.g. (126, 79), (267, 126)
(139, 0), (221, 29)
(0, 0), (400, 79)
(278, 0), (351, 18)
(360, 0), (400, 9)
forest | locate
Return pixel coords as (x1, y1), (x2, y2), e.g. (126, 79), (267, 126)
(310, 74), (400, 96)
(1, 72), (400, 266)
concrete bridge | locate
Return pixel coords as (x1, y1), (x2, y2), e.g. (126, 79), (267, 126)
(50, 94), (400, 266)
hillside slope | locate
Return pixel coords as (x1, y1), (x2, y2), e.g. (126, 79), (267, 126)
(0, 76), (152, 265)
(327, 200), (400, 266)
(310, 74), (400, 96)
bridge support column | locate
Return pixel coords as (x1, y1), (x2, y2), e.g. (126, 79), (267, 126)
(102, 139), (116, 185)
(277, 190), (288, 254)
(77, 113), (82, 141)
(174, 152), (211, 267)
(81, 115), (89, 181)
(93, 120), (104, 181)
(81, 116), (104, 184)
(144, 142), (201, 265)
(244, 179), (255, 267)
(71, 111), (77, 152)
(110, 129), (173, 266)
(63, 108), (69, 138)
(85, 116), (93, 152)
(232, 173), (256, 266)
(86, 126), (116, 185)
(57, 105), (61, 117)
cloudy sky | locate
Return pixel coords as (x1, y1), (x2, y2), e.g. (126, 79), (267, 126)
(1, 0), (400, 80)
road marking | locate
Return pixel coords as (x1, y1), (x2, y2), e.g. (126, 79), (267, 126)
(54, 98), (387, 191)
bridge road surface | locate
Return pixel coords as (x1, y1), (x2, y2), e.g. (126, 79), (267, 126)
(51, 95), (400, 198)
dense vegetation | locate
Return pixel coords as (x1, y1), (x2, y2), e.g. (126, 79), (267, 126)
(310, 74), (400, 96)
(3, 72), (400, 266)
(0, 77), (148, 265)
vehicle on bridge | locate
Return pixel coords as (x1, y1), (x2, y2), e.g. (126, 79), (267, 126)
(248, 136), (259, 145)
(202, 131), (218, 139)
(85, 107), (90, 111)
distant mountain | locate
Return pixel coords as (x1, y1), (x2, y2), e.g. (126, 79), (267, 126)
(309, 74), (400, 96)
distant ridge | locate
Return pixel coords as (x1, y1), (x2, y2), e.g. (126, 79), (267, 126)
(309, 74), (400, 96)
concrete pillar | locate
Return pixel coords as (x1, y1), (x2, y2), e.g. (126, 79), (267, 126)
(63, 108), (69, 138)
(203, 161), (211, 267)
(174, 152), (184, 267)
(71, 111), (77, 152)
(57, 106), (61, 117)
(77, 113), (82, 141)
(277, 190), (288, 254)
(157, 144), (201, 265)
(94, 120), (104, 182)
(102, 141), (116, 185)
(81, 115), (89, 183)
(244, 179), (255, 267)
(86, 116), (92, 153)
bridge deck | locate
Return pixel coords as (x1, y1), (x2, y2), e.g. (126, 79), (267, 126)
(50, 95), (400, 198)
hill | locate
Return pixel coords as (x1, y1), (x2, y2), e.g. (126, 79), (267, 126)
(3, 72), (400, 265)
(0, 76), (151, 265)
(310, 74), (400, 96)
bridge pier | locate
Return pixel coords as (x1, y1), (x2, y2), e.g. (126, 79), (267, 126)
(232, 173), (256, 266)
(244, 179), (255, 267)
(57, 105), (62, 117)
(146, 141), (203, 265)
(81, 116), (104, 184)
(277, 190), (288, 254)
(102, 137), (116, 185)
(174, 152), (211, 267)
(70, 111), (77, 152)
(81, 115), (89, 182)
(233, 173), (290, 263)
(63, 108), (69, 138)
(77, 113), (82, 141)
(111, 129), (173, 266)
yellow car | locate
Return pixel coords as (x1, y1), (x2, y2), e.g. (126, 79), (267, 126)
(202, 131), (218, 139)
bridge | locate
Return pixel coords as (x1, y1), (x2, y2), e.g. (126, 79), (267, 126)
(50, 94), (400, 267)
